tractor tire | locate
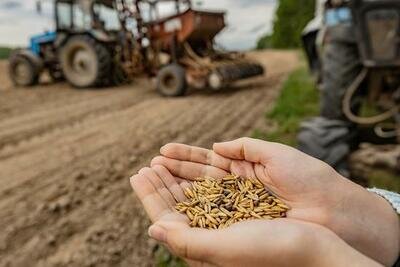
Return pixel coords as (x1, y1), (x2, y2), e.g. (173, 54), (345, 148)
(298, 117), (357, 177)
(9, 53), (41, 87)
(156, 64), (187, 97)
(60, 35), (111, 88)
(110, 64), (129, 86)
(321, 24), (363, 121)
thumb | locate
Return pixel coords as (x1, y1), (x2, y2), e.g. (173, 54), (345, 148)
(213, 137), (276, 164)
(149, 221), (220, 263)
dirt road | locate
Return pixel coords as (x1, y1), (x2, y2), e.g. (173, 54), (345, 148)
(0, 51), (299, 267)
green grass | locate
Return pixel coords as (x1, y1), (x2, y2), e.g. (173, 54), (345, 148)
(253, 65), (400, 191)
(0, 47), (12, 59)
(253, 67), (319, 146)
(367, 170), (400, 192)
(155, 246), (187, 267)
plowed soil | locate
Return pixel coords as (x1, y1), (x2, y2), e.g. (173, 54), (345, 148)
(0, 51), (299, 267)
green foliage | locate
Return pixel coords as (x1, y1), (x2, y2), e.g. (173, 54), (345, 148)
(0, 47), (12, 59)
(256, 34), (272, 50)
(367, 170), (400, 193)
(155, 246), (187, 267)
(253, 66), (319, 146)
(269, 0), (315, 48)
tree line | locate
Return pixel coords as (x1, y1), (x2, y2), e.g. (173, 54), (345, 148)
(257, 0), (315, 49)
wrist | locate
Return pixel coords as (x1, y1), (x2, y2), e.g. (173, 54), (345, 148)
(328, 177), (399, 266)
(368, 190), (400, 266)
(322, 239), (384, 267)
(310, 225), (383, 267)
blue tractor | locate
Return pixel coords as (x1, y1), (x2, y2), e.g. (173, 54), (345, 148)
(9, 0), (133, 88)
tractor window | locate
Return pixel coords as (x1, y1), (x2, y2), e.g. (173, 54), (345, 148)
(73, 3), (92, 30)
(93, 4), (121, 31)
(57, 3), (72, 29)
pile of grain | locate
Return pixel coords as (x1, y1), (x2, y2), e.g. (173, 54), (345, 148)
(175, 174), (290, 229)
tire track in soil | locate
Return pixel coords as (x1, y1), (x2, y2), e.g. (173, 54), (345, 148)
(0, 82), (154, 151)
(0, 51), (300, 267)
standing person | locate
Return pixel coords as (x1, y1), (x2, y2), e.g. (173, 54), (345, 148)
(299, 0), (363, 176)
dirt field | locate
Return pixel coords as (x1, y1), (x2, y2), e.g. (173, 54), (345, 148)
(0, 51), (299, 267)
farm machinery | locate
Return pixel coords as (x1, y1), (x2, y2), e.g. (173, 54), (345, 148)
(8, 0), (264, 96)
(300, 0), (400, 177)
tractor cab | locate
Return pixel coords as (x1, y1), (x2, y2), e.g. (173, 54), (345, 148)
(55, 0), (121, 40)
(9, 0), (130, 88)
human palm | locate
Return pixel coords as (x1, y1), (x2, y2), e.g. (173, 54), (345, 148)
(150, 138), (399, 267)
(150, 138), (348, 229)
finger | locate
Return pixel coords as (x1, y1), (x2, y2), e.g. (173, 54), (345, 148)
(130, 173), (173, 223)
(229, 160), (257, 179)
(213, 137), (286, 164)
(149, 221), (220, 263)
(161, 143), (232, 171)
(173, 176), (187, 185)
(179, 181), (192, 192)
(151, 156), (228, 180)
(152, 165), (187, 203)
(139, 167), (177, 208)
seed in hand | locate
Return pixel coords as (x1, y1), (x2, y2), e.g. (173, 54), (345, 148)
(175, 174), (290, 229)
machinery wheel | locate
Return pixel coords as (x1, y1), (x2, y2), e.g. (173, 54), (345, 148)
(321, 25), (363, 120)
(9, 54), (40, 87)
(110, 64), (129, 86)
(60, 35), (111, 88)
(156, 64), (187, 97)
(297, 117), (357, 177)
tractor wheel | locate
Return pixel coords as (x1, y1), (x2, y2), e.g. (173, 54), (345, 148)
(156, 64), (187, 97)
(9, 54), (40, 87)
(60, 35), (111, 88)
(110, 64), (129, 86)
(321, 25), (363, 120)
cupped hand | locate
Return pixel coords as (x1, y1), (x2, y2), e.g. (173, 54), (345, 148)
(130, 165), (382, 267)
(151, 138), (399, 266)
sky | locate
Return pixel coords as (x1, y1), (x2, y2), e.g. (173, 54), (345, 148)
(0, 0), (277, 50)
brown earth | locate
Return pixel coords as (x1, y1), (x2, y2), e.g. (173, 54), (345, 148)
(0, 50), (300, 267)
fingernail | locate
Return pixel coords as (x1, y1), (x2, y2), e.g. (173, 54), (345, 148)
(129, 175), (136, 184)
(148, 224), (167, 243)
(160, 145), (168, 154)
(213, 142), (222, 148)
